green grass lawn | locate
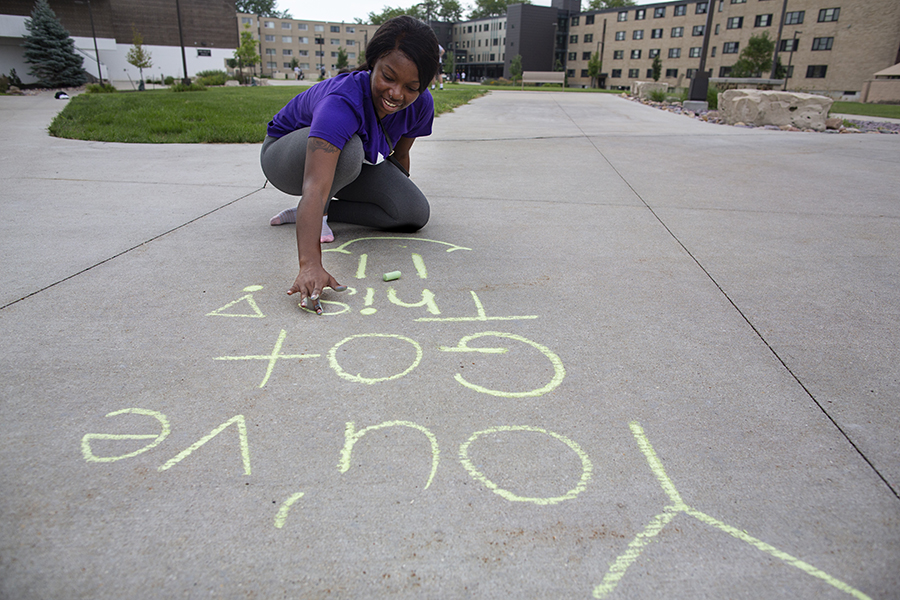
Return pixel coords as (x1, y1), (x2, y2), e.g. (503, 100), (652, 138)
(829, 101), (900, 119)
(48, 85), (488, 144)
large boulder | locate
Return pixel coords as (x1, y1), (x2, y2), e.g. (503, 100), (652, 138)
(633, 80), (668, 99)
(718, 89), (834, 131)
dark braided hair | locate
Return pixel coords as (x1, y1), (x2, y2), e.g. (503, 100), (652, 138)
(358, 16), (441, 89)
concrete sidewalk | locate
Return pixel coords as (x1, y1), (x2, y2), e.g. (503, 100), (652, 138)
(0, 90), (898, 600)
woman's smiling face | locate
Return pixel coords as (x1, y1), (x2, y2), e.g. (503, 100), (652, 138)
(370, 50), (421, 119)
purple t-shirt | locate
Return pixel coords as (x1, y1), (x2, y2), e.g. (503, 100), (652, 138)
(267, 70), (434, 165)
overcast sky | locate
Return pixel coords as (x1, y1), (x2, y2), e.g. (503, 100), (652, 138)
(277, 0), (658, 24)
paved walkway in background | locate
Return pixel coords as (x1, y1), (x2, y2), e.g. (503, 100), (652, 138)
(1, 90), (898, 600)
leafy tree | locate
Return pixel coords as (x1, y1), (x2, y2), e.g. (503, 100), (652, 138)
(438, 0), (464, 22)
(509, 54), (522, 83)
(236, 0), (286, 17)
(587, 0), (636, 9)
(730, 31), (775, 77)
(444, 50), (455, 78)
(22, 0), (87, 87)
(366, 1), (463, 24)
(651, 55), (662, 81)
(587, 52), (601, 88)
(126, 27), (153, 86)
(234, 24), (260, 82)
(367, 6), (424, 25)
(469, 0), (530, 19)
(336, 47), (349, 70)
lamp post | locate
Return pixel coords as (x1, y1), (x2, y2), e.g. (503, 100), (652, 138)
(783, 30), (800, 90)
(74, 0), (102, 84)
(174, 0), (190, 84)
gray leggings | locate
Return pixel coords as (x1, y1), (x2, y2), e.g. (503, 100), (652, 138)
(260, 129), (429, 232)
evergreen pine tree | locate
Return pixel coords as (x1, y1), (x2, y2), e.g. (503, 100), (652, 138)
(23, 0), (87, 87)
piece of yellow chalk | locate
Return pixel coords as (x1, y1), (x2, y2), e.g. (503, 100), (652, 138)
(383, 271), (401, 281)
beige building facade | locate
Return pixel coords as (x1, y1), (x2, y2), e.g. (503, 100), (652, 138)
(567, 0), (900, 99)
(237, 13), (378, 79)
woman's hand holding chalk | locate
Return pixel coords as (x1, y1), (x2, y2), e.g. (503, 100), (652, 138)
(383, 271), (401, 281)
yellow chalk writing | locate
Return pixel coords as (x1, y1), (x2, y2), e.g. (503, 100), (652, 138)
(324, 236), (472, 255)
(339, 421), (440, 489)
(214, 329), (321, 387)
(327, 334), (423, 384)
(158, 414), (251, 475)
(592, 422), (872, 600)
(439, 332), (565, 397)
(355, 253), (368, 279)
(361, 287), (377, 315)
(459, 426), (592, 505)
(81, 408), (171, 463)
(206, 285), (266, 318)
(418, 291), (538, 322)
(274, 492), (305, 529)
(386, 287), (441, 315)
(412, 253), (428, 279)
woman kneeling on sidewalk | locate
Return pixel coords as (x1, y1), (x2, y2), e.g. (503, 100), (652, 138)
(260, 15), (440, 314)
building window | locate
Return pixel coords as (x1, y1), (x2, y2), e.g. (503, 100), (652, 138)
(812, 37), (833, 50)
(686, 68), (697, 78)
(283, 49), (292, 56)
(581, 69), (589, 77)
(283, 62), (291, 68)
(693, 25), (705, 36)
(347, 26), (355, 33)
(666, 68), (678, 77)
(631, 49), (642, 59)
(282, 36), (291, 43)
(331, 51), (338, 58)
(241, 17), (252, 25)
(330, 39), (339, 45)
(611, 69), (622, 78)
(314, 50), (323, 56)
(265, 48), (276, 55)
(674, 4), (686, 16)
(330, 25), (340, 32)
(649, 48), (660, 58)
(806, 65), (827, 78)
(633, 30), (644, 40)
(727, 17), (743, 29)
(646, 68), (653, 77)
(267, 61), (277, 69)
(615, 31), (626, 41)
(586, 15), (595, 24)
(719, 66), (732, 76)
(583, 51), (592, 60)
(689, 47), (702, 57)
(715, 23), (720, 34)
(566, 69), (575, 77)
(818, 8), (840, 22)
(299, 37), (308, 44)
(723, 41), (739, 53)
(568, 52), (577, 61)
(571, 16), (579, 26)
(731, 0), (746, 3)
(785, 11), (804, 25)
(779, 39), (797, 51)
(651, 28), (663, 39)
(628, 68), (640, 77)
(265, 34), (275, 42)
(711, 46), (716, 56)
(613, 50), (624, 59)
(696, 2), (708, 14)
(635, 9), (646, 19)
(297, 24), (308, 30)
(785, 65), (793, 78)
(671, 27), (684, 37)
(584, 33), (593, 43)
(264, 21), (274, 28)
(668, 48), (681, 58)
(314, 25), (324, 32)
(654, 7), (666, 18)
(281, 22), (291, 29)
(570, 34), (578, 43)
(755, 14), (772, 27)
(299, 50), (308, 56)
(618, 11), (628, 21)
(346, 40), (355, 46)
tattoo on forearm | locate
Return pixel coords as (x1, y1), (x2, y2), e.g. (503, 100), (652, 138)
(309, 138), (339, 154)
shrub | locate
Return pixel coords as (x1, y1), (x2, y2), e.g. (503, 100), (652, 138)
(86, 82), (117, 93)
(0, 75), (8, 94)
(164, 76), (175, 86)
(707, 85), (720, 110)
(648, 88), (668, 102)
(171, 81), (207, 92)
(195, 70), (228, 86)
